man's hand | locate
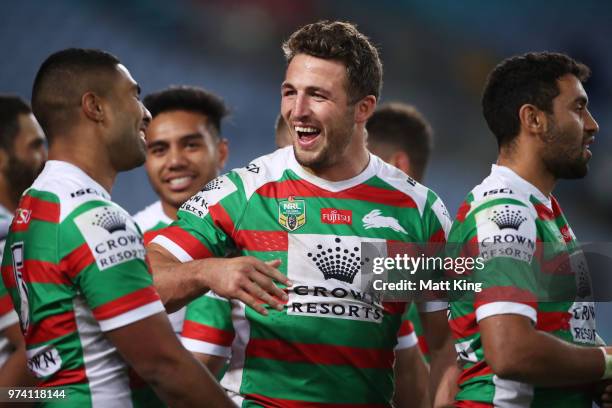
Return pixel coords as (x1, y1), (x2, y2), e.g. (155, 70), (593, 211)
(200, 257), (291, 315)
(147, 243), (292, 314)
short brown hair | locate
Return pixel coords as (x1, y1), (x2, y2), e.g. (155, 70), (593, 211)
(282, 20), (383, 103)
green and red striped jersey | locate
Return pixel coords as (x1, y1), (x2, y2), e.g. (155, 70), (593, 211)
(0, 204), (19, 368)
(133, 200), (172, 246)
(1, 160), (165, 407)
(449, 164), (598, 408)
(133, 201), (185, 334)
(154, 147), (451, 407)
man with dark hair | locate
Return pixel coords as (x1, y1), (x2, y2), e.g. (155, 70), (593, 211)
(367, 102), (433, 182)
(2, 48), (234, 407)
(149, 20), (457, 406)
(449, 52), (606, 406)
(0, 95), (45, 387)
(366, 102), (437, 408)
(133, 86), (229, 335)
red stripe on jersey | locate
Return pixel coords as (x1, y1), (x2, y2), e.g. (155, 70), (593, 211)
(92, 286), (160, 321)
(60, 243), (96, 280)
(474, 286), (537, 310)
(234, 230), (288, 252)
(41, 367), (87, 387)
(23, 260), (71, 285)
(458, 361), (493, 385)
(417, 335), (429, 356)
(456, 401), (494, 408)
(455, 200), (471, 222)
(383, 301), (406, 315)
(449, 312), (478, 339)
(256, 179), (418, 208)
(26, 310), (76, 345)
(182, 320), (234, 346)
(243, 394), (390, 408)
(209, 203), (235, 235)
(0, 294), (15, 315)
(534, 203), (554, 221)
(1, 265), (15, 288)
(397, 319), (415, 336)
(158, 225), (213, 260)
(12, 195), (60, 232)
(246, 338), (394, 369)
(536, 311), (571, 332)
(143, 229), (164, 245)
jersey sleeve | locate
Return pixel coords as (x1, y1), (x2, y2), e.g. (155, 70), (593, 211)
(181, 291), (234, 358)
(0, 274), (18, 332)
(61, 201), (164, 331)
(469, 199), (538, 323)
(395, 317), (418, 350)
(417, 190), (452, 313)
(151, 173), (245, 262)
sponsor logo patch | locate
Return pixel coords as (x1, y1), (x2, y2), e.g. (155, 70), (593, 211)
(74, 205), (145, 271)
(27, 347), (62, 378)
(14, 208), (31, 225)
(278, 196), (306, 231)
(321, 208), (352, 225)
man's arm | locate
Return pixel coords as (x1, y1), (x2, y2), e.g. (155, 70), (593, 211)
(106, 312), (235, 408)
(480, 313), (606, 386)
(393, 345), (430, 408)
(147, 243), (290, 314)
(420, 309), (460, 408)
(0, 323), (36, 387)
(193, 353), (228, 378)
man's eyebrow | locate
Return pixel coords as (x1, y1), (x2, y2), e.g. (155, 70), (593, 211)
(146, 140), (168, 148)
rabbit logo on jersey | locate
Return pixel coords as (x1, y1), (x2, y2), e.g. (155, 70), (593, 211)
(286, 234), (384, 323)
(74, 205), (145, 270)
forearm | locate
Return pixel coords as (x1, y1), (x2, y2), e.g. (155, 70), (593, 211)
(393, 348), (430, 408)
(0, 346), (37, 387)
(147, 352), (234, 408)
(147, 245), (210, 312)
(428, 336), (460, 408)
(488, 329), (604, 386)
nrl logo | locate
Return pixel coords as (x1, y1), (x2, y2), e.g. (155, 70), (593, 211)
(362, 209), (407, 234)
(278, 196), (306, 231)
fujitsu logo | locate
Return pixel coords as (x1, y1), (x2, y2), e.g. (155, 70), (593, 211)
(321, 208), (352, 225)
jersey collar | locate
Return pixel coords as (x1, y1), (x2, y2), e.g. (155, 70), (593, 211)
(42, 160), (112, 200)
(490, 164), (551, 209)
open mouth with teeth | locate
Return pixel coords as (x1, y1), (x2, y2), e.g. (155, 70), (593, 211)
(166, 176), (195, 192)
(295, 126), (321, 147)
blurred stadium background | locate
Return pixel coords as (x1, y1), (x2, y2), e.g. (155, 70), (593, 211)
(2, 0), (611, 336)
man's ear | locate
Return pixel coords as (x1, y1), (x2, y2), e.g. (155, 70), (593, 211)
(518, 104), (548, 136)
(82, 92), (105, 123)
(354, 95), (377, 124)
(217, 138), (229, 170)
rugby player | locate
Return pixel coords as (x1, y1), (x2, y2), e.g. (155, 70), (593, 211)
(148, 20), (457, 406)
(1, 48), (233, 407)
(0, 95), (45, 387)
(448, 52), (609, 407)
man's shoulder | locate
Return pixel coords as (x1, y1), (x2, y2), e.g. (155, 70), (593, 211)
(133, 201), (170, 232)
(228, 147), (291, 200)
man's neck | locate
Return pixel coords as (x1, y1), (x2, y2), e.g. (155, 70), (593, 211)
(49, 140), (116, 194)
(161, 201), (178, 221)
(497, 154), (556, 198)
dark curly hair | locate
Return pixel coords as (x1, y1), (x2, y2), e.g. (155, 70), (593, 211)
(482, 52), (590, 149)
(282, 20), (383, 103)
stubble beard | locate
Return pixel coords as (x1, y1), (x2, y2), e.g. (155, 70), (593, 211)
(542, 118), (589, 180)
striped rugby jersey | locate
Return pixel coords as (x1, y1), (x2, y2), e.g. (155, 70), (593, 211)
(449, 164), (598, 408)
(1, 160), (165, 407)
(154, 146), (451, 407)
(0, 204), (19, 368)
(133, 200), (185, 334)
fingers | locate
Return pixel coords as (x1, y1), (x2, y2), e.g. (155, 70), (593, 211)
(250, 272), (287, 311)
(236, 289), (268, 316)
(259, 259), (292, 286)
